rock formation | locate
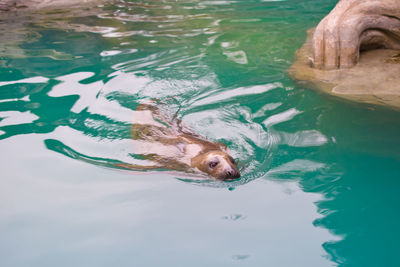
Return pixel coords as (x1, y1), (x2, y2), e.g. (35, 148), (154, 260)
(312, 0), (400, 69)
(289, 0), (400, 110)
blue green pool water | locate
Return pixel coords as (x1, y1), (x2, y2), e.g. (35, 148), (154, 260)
(1, 0), (400, 266)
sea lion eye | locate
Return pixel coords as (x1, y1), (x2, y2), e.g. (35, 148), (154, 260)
(209, 161), (219, 168)
(229, 157), (236, 164)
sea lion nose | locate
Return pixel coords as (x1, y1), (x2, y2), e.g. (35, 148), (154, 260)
(225, 169), (241, 179)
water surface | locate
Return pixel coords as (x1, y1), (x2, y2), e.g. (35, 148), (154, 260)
(1, 0), (400, 266)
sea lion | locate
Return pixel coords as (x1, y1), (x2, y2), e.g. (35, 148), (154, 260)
(117, 102), (240, 180)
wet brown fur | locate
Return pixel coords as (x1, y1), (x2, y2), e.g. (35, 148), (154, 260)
(117, 103), (240, 180)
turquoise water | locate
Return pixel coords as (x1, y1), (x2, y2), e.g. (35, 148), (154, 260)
(1, 0), (400, 266)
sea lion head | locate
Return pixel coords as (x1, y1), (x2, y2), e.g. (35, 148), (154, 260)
(191, 150), (240, 180)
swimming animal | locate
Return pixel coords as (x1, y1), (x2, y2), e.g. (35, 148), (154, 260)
(118, 102), (240, 180)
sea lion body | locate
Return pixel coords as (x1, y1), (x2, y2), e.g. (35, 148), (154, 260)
(125, 103), (240, 180)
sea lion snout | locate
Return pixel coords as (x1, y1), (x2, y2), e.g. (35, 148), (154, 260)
(223, 168), (241, 180)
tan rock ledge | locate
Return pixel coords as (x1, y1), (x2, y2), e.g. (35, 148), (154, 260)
(288, 29), (400, 110)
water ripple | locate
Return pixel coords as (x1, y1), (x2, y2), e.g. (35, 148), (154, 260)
(190, 83), (281, 107)
(263, 108), (301, 127)
(0, 76), (49, 87)
(0, 0), (332, 187)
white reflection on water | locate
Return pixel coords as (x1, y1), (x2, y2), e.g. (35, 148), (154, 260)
(100, 50), (122, 57)
(223, 50), (248, 64)
(88, 96), (135, 124)
(200, 1), (238, 5)
(279, 130), (328, 147)
(0, 76), (49, 87)
(262, 108), (301, 127)
(252, 102), (282, 118)
(105, 71), (152, 94)
(49, 72), (102, 113)
(47, 71), (136, 123)
(0, 111), (39, 127)
(191, 83), (281, 107)
(47, 126), (146, 165)
(267, 159), (327, 177)
(100, 48), (138, 57)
